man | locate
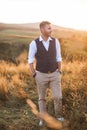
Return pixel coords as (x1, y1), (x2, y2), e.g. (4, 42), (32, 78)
(28, 21), (64, 126)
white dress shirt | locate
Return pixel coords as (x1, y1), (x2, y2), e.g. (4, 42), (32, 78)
(28, 36), (62, 64)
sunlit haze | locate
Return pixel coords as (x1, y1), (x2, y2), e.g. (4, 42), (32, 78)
(0, 0), (87, 30)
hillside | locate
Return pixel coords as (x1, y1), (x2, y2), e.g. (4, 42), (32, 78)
(0, 22), (87, 43)
(0, 22), (87, 63)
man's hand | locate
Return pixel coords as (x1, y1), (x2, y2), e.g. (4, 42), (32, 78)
(58, 70), (62, 74)
(57, 62), (62, 74)
(33, 72), (36, 78)
(29, 63), (36, 77)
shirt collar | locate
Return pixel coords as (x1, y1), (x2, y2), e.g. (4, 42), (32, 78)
(39, 36), (52, 42)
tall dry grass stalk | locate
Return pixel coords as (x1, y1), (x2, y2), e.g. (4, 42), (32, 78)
(26, 99), (69, 130)
(0, 77), (9, 100)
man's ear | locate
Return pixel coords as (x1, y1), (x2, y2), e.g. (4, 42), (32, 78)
(40, 27), (44, 33)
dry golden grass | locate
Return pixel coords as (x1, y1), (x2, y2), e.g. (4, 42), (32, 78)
(0, 61), (86, 130)
(0, 77), (9, 100)
(0, 27), (87, 130)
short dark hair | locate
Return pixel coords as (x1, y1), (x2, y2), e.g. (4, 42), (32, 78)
(39, 21), (51, 29)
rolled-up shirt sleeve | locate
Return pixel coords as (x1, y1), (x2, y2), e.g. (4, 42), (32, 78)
(28, 40), (37, 64)
(55, 39), (62, 62)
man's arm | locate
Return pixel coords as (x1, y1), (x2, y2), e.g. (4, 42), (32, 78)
(55, 39), (62, 73)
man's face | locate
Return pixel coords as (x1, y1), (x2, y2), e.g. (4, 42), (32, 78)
(41, 24), (53, 37)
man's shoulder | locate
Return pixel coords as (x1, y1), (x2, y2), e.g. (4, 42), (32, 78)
(51, 37), (58, 43)
(50, 37), (56, 43)
(30, 39), (36, 46)
(51, 37), (60, 43)
(35, 37), (39, 43)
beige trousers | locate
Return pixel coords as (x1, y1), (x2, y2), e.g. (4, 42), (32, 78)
(35, 70), (63, 118)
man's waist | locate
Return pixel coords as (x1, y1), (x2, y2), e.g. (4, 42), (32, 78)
(36, 69), (57, 74)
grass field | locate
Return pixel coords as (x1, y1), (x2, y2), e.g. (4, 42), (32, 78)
(0, 26), (87, 130)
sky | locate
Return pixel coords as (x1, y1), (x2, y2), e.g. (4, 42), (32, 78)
(0, 0), (87, 30)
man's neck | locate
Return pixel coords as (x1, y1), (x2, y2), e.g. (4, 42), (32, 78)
(41, 35), (49, 41)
